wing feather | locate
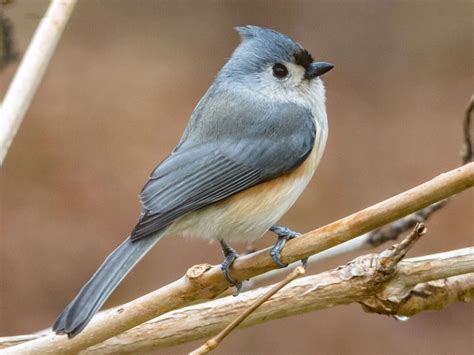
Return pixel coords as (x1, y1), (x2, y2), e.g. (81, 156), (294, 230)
(130, 86), (316, 241)
(131, 152), (262, 240)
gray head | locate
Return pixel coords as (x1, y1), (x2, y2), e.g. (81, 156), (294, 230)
(217, 26), (333, 106)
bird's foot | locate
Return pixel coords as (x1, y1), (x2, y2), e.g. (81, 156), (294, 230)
(219, 239), (242, 295)
(269, 225), (308, 268)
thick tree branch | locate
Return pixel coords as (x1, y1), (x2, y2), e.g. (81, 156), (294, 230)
(3, 248), (471, 353)
(3, 163), (473, 354)
(191, 224), (426, 354)
(255, 200), (447, 286)
(190, 266), (306, 355)
(0, 0), (76, 166)
(77, 247), (473, 353)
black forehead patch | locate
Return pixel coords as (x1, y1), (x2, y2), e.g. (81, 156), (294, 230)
(293, 49), (313, 69)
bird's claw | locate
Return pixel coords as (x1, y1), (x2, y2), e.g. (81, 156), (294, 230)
(269, 225), (307, 269)
(219, 240), (242, 295)
(270, 238), (290, 267)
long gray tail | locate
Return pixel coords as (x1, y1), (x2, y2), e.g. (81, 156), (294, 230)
(53, 232), (164, 338)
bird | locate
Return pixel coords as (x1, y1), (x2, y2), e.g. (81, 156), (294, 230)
(53, 25), (334, 338)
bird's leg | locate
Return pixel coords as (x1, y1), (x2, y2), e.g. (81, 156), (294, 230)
(269, 225), (308, 268)
(219, 239), (242, 294)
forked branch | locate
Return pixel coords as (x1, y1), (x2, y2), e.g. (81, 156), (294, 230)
(82, 245), (473, 353)
(3, 163), (473, 354)
(189, 223), (426, 354)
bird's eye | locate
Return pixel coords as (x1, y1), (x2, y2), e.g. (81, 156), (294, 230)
(272, 63), (288, 79)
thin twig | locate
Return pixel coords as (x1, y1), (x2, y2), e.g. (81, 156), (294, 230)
(3, 164), (473, 354)
(190, 266), (306, 355)
(0, 8), (19, 70)
(0, 0), (77, 166)
(366, 202), (442, 248)
(462, 95), (473, 164)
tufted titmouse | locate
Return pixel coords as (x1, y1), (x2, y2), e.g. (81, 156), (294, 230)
(53, 26), (333, 337)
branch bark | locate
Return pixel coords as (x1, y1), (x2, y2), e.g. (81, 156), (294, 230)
(0, 0), (76, 166)
(360, 273), (474, 317)
(191, 223), (427, 354)
(250, 201), (447, 286)
(79, 247), (473, 353)
(189, 266), (306, 355)
(2, 249), (471, 353)
(2, 163), (473, 354)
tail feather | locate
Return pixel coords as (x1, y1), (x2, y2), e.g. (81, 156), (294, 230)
(53, 232), (164, 337)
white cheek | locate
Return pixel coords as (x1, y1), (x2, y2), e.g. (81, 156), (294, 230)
(262, 63), (304, 90)
(255, 65), (303, 102)
(290, 64), (307, 81)
(258, 67), (325, 112)
(283, 63), (306, 87)
(243, 64), (328, 135)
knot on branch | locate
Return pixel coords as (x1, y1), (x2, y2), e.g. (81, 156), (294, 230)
(336, 254), (380, 280)
(339, 223), (428, 291)
(360, 274), (474, 317)
(377, 223), (427, 274)
(361, 279), (448, 316)
(184, 263), (229, 296)
(186, 264), (213, 284)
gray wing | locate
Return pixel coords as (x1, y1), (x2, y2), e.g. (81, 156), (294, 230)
(130, 87), (316, 241)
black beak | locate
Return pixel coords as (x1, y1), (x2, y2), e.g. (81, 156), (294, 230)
(305, 62), (334, 79)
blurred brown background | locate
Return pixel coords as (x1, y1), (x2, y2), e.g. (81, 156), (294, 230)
(1, 0), (473, 354)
